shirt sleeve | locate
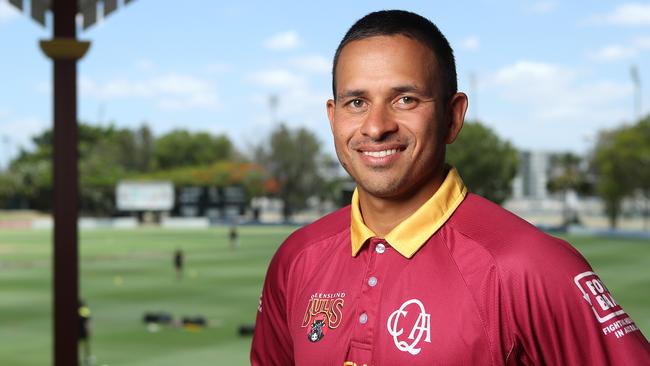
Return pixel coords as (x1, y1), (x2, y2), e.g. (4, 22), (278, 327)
(503, 238), (650, 365)
(250, 242), (295, 366)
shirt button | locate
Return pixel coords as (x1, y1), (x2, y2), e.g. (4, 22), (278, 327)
(368, 276), (378, 287)
(375, 243), (386, 254)
(359, 313), (368, 324)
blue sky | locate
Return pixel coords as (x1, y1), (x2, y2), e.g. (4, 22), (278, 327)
(1, 0), (649, 168)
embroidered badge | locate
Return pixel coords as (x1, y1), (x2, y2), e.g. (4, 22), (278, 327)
(302, 291), (345, 343)
(387, 298), (431, 355)
(307, 317), (326, 342)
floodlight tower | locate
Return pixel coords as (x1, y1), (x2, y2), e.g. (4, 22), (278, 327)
(1, 135), (10, 171)
(631, 65), (641, 120)
(469, 72), (478, 121)
(7, 1), (135, 365)
(269, 94), (279, 124)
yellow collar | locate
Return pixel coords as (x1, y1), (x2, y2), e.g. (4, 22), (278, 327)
(350, 167), (467, 258)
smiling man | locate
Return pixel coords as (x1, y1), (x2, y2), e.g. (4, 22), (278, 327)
(251, 10), (650, 366)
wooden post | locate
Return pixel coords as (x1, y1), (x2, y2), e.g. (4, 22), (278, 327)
(39, 1), (90, 365)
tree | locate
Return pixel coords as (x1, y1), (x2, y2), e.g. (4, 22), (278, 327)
(8, 131), (54, 210)
(255, 124), (326, 221)
(7, 124), (130, 212)
(446, 121), (519, 204)
(133, 124), (155, 172)
(592, 115), (650, 228)
(546, 153), (593, 226)
(0, 172), (19, 207)
(1, 123), (245, 215)
(547, 153), (592, 195)
(154, 130), (233, 170)
(2, 122), (245, 215)
(635, 118), (650, 229)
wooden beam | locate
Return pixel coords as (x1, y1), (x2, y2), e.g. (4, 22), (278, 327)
(39, 1), (90, 365)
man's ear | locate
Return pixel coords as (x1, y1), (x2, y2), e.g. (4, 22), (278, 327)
(445, 92), (468, 144)
(326, 99), (336, 131)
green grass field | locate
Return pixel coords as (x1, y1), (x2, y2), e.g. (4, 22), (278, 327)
(0, 227), (648, 365)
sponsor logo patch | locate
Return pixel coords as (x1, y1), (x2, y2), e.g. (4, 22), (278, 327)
(574, 271), (625, 323)
(301, 292), (345, 343)
(574, 271), (641, 339)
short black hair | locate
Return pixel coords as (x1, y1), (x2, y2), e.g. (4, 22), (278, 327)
(332, 10), (457, 101)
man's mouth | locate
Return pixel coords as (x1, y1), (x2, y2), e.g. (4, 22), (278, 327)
(362, 149), (400, 158)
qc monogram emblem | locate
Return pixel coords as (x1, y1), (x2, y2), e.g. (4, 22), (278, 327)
(387, 299), (431, 355)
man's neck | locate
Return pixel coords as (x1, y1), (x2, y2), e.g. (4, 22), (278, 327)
(357, 172), (446, 238)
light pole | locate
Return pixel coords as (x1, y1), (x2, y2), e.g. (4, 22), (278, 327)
(469, 72), (478, 121)
(630, 65), (649, 230)
(269, 94), (279, 124)
(630, 65), (641, 120)
(1, 135), (10, 171)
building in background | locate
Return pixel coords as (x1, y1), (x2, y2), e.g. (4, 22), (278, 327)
(505, 150), (560, 228)
(512, 151), (551, 201)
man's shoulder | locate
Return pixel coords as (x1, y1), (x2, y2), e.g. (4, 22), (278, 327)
(447, 193), (588, 272)
(289, 205), (350, 243)
(274, 205), (351, 261)
(449, 193), (554, 241)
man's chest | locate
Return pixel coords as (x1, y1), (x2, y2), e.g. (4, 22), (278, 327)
(286, 239), (497, 366)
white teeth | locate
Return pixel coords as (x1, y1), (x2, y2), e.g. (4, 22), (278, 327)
(363, 149), (398, 157)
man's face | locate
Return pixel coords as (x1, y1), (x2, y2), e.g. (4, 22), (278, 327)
(327, 35), (464, 200)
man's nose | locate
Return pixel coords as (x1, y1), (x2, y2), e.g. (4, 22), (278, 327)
(359, 104), (398, 141)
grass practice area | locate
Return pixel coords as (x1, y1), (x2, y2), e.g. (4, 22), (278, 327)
(0, 227), (648, 365)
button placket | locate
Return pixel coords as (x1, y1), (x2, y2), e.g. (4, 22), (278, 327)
(359, 313), (368, 324)
(350, 238), (387, 355)
(367, 276), (378, 287)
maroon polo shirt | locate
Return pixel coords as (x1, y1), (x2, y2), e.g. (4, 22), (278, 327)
(251, 168), (650, 365)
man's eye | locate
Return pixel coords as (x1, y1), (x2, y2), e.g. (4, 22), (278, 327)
(398, 96), (415, 104)
(350, 99), (364, 108)
(395, 96), (419, 109)
(344, 99), (367, 111)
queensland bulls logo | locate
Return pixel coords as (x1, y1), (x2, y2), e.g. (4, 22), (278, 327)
(387, 299), (431, 355)
(302, 292), (345, 343)
(307, 317), (326, 342)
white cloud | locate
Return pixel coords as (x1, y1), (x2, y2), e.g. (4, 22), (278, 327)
(587, 36), (650, 63)
(246, 86), (331, 148)
(0, 0), (20, 25)
(79, 73), (219, 110)
(264, 31), (301, 50)
(245, 67), (331, 134)
(289, 55), (331, 73)
(492, 61), (572, 87)
(0, 115), (49, 168)
(588, 44), (637, 62)
(489, 60), (631, 121)
(247, 69), (306, 88)
(482, 60), (633, 151)
(528, 1), (557, 14)
(587, 3), (650, 26)
(459, 36), (480, 51)
(156, 94), (217, 110)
